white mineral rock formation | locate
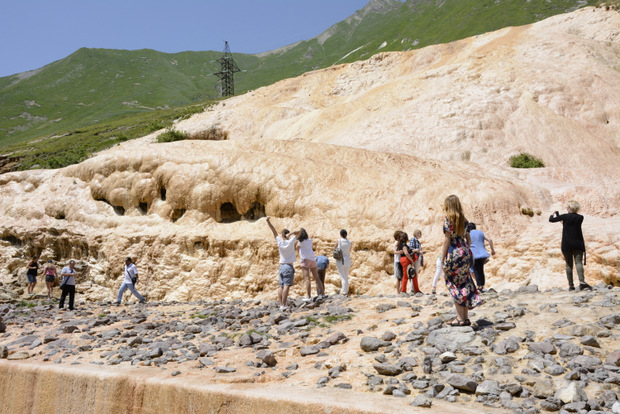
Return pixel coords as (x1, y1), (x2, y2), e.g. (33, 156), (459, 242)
(0, 7), (618, 302)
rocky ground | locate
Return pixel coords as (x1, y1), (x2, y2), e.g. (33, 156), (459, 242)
(1, 284), (619, 413)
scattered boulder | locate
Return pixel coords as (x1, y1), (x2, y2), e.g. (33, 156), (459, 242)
(373, 363), (402, 376)
(446, 374), (477, 393)
(360, 337), (391, 352)
(256, 350), (277, 367)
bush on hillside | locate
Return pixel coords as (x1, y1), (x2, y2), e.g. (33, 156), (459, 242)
(156, 129), (189, 143)
(509, 153), (545, 168)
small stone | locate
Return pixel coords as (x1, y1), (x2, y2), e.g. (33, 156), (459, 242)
(410, 395), (433, 408)
(373, 363), (403, 376)
(334, 383), (352, 389)
(606, 351), (620, 367)
(580, 335), (600, 348)
(555, 381), (587, 404)
(215, 366), (236, 373)
(198, 357), (215, 367)
(7, 352), (30, 360)
(256, 350), (277, 367)
(360, 337), (391, 352)
(446, 374), (477, 393)
(382, 331), (396, 341)
(300, 346), (320, 356)
(171, 371), (181, 376)
(440, 352), (457, 363)
(528, 341), (557, 355)
(476, 380), (501, 396)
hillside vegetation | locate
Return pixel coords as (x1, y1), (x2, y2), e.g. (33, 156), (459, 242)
(0, 0), (612, 171)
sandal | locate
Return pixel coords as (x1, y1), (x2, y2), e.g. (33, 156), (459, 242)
(463, 319), (471, 326)
(449, 318), (465, 326)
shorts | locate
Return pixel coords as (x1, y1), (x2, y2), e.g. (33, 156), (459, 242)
(300, 259), (318, 269)
(278, 264), (295, 286)
(27, 273), (37, 283)
(316, 256), (329, 269)
(45, 275), (55, 283)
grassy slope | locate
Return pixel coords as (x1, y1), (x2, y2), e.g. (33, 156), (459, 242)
(0, 0), (611, 171)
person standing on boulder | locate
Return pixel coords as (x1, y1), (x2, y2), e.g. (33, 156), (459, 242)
(441, 195), (481, 326)
(59, 260), (77, 311)
(26, 256), (39, 295)
(549, 200), (591, 291)
(267, 217), (301, 311)
(116, 257), (146, 305)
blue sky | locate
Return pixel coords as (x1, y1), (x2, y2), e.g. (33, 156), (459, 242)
(0, 0), (370, 77)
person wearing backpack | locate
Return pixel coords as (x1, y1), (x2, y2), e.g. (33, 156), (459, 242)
(116, 257), (146, 305)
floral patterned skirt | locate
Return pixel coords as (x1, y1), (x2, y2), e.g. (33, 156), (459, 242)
(443, 242), (481, 309)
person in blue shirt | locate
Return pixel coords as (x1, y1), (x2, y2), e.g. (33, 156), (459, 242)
(468, 223), (495, 293)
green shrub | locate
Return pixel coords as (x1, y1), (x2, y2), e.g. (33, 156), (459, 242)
(156, 128), (189, 143)
(521, 207), (534, 217)
(509, 153), (545, 168)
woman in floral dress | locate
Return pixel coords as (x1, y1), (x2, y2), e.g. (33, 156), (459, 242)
(441, 195), (481, 326)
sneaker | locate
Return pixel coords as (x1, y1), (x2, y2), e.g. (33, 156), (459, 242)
(139, 300), (146, 304)
(279, 306), (289, 311)
(431, 289), (436, 295)
(302, 298), (312, 302)
(579, 283), (592, 291)
(480, 288), (488, 293)
(114, 302), (121, 306)
(321, 294), (329, 300)
(568, 286), (576, 291)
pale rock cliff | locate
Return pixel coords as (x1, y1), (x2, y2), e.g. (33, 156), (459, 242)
(0, 7), (619, 303)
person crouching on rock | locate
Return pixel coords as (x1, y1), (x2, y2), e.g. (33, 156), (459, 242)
(116, 257), (146, 305)
(267, 217), (301, 311)
(59, 260), (77, 311)
(43, 260), (57, 299)
(441, 195), (481, 326)
(549, 200), (591, 291)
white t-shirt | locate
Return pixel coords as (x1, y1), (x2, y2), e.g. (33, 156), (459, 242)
(124, 263), (138, 284)
(338, 238), (352, 258)
(393, 240), (400, 263)
(276, 235), (297, 264)
(298, 238), (316, 261)
(60, 266), (76, 286)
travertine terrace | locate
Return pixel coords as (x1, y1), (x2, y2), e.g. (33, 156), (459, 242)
(1, 7), (619, 303)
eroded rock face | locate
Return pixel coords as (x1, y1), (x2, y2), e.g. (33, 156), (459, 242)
(1, 7), (620, 302)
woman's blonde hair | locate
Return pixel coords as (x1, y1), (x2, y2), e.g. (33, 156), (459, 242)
(443, 195), (467, 236)
(567, 200), (581, 213)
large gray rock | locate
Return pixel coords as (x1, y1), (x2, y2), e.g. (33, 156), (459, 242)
(493, 337), (520, 354)
(446, 374), (478, 393)
(373, 363), (403, 376)
(410, 395), (432, 408)
(475, 380), (501, 396)
(528, 341), (557, 355)
(360, 337), (391, 352)
(606, 351), (620, 367)
(426, 327), (476, 353)
(256, 350), (277, 367)
(555, 381), (588, 404)
(300, 346), (320, 356)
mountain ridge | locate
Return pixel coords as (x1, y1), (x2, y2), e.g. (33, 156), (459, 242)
(0, 0), (607, 154)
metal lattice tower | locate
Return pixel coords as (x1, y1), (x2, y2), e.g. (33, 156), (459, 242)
(214, 41), (240, 97)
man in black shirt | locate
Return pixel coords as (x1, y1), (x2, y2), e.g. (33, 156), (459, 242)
(549, 200), (591, 291)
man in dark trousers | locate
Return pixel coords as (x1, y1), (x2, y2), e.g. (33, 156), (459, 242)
(550, 200), (591, 291)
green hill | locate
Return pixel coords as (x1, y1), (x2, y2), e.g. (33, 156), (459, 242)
(0, 0), (608, 170)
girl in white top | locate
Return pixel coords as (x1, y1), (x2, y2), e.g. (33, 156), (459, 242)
(335, 229), (352, 296)
(296, 228), (325, 300)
